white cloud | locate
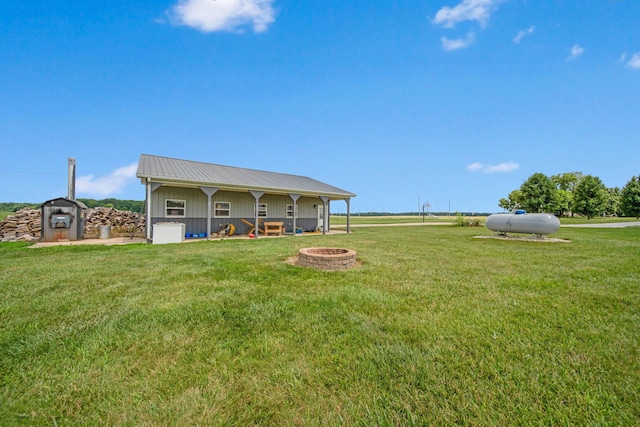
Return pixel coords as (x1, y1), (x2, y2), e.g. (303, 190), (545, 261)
(485, 161), (520, 173)
(76, 163), (138, 198)
(441, 32), (475, 51)
(467, 162), (483, 171)
(433, 0), (503, 29)
(167, 0), (275, 33)
(626, 52), (640, 69)
(513, 26), (534, 44)
(568, 44), (585, 60)
(467, 161), (520, 173)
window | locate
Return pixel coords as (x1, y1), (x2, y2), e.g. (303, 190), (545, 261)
(286, 204), (298, 218)
(255, 203), (267, 217)
(214, 201), (230, 218)
(166, 199), (186, 217)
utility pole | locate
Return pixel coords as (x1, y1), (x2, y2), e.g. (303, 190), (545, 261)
(422, 201), (430, 222)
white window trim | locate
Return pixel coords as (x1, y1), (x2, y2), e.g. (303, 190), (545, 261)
(286, 204), (298, 218)
(214, 201), (231, 218)
(255, 203), (268, 217)
(166, 199), (186, 218)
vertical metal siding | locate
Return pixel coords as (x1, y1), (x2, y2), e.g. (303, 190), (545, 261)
(150, 186), (325, 236)
(152, 187), (208, 217)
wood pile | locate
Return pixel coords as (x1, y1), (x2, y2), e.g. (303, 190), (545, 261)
(0, 207), (146, 242)
(0, 208), (41, 242)
(84, 207), (145, 237)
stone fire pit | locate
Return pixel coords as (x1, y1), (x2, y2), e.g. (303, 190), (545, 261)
(296, 247), (357, 271)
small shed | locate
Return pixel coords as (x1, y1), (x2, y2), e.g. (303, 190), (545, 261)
(41, 197), (87, 242)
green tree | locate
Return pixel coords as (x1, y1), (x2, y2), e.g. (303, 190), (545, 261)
(553, 189), (573, 217)
(573, 175), (608, 219)
(519, 173), (557, 213)
(78, 198), (99, 208)
(551, 172), (583, 216)
(620, 175), (640, 218)
(551, 171), (583, 192)
(498, 190), (522, 211)
(604, 187), (621, 217)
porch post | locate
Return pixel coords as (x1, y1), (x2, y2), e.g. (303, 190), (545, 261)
(145, 179), (152, 241)
(346, 198), (351, 234)
(320, 196), (330, 235)
(200, 186), (218, 240)
(146, 181), (162, 241)
(289, 193), (301, 236)
(250, 190), (265, 238)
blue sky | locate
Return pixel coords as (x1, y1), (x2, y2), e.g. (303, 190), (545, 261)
(1, 0), (639, 214)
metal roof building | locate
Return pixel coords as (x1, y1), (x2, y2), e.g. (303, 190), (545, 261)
(136, 154), (355, 240)
(137, 154), (355, 199)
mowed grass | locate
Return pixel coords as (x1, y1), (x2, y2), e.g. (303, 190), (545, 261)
(1, 226), (639, 425)
(330, 215), (454, 225)
(330, 214), (639, 226)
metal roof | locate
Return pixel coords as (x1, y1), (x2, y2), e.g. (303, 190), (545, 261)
(136, 154), (356, 199)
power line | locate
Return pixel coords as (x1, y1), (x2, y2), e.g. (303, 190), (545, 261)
(2, 170), (65, 176)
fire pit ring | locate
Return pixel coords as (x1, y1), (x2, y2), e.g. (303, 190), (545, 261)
(297, 247), (357, 271)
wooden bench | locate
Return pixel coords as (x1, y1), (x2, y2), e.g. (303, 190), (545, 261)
(263, 221), (284, 236)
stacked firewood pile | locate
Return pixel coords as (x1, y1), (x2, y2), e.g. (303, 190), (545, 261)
(0, 208), (41, 242)
(84, 207), (145, 237)
(0, 207), (146, 242)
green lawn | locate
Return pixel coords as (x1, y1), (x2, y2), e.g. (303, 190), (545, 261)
(330, 214), (639, 226)
(1, 226), (639, 425)
(330, 215), (456, 225)
(558, 216), (640, 224)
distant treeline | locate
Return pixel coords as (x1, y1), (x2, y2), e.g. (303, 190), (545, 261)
(0, 202), (41, 212)
(332, 211), (492, 217)
(0, 198), (144, 213)
(77, 198), (144, 212)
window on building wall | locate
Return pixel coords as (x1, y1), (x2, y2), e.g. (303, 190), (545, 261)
(286, 204), (298, 218)
(214, 201), (230, 218)
(255, 203), (267, 217)
(166, 199), (186, 217)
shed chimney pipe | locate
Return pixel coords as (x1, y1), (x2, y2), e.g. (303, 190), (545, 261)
(68, 157), (76, 200)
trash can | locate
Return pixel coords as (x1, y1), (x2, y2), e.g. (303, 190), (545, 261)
(98, 225), (111, 239)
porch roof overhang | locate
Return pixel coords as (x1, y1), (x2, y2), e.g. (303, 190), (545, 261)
(136, 154), (356, 201)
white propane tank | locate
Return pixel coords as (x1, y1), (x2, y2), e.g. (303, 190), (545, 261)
(486, 213), (560, 235)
